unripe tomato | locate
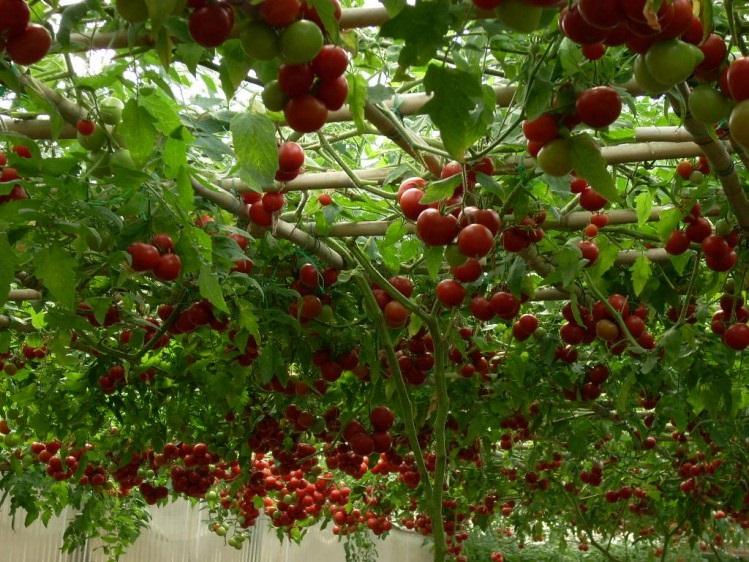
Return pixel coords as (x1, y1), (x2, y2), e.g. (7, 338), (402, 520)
(279, 20), (324, 64)
(536, 138), (573, 177)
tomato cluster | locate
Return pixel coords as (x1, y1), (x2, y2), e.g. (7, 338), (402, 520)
(0, 150), (29, 205)
(126, 233), (182, 281)
(247, 0), (347, 133)
(0, 0), (51, 66)
(711, 294), (749, 351)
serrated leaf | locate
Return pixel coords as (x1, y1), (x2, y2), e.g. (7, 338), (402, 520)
(424, 245), (444, 280)
(199, 264), (229, 314)
(118, 100), (159, 168)
(231, 112), (278, 188)
(421, 175), (462, 204)
(569, 134), (618, 203)
(507, 257), (527, 298)
(632, 255), (651, 296)
(219, 40), (253, 100)
(379, 2), (451, 67)
(306, 0), (339, 42)
(347, 72), (368, 132)
(237, 300), (261, 343)
(557, 245), (582, 288)
(635, 191), (653, 227)
(657, 207), (683, 241)
(144, 0), (179, 32)
(35, 246), (77, 311)
(423, 65), (495, 161)
(0, 235), (16, 308)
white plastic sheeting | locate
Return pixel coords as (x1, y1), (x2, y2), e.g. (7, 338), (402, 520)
(0, 500), (433, 562)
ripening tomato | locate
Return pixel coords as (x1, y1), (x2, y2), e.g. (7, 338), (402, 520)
(316, 76), (349, 111)
(6, 24), (52, 66)
(576, 86), (621, 128)
(522, 114), (559, 144)
(188, 3), (234, 48)
(284, 95), (328, 133)
(154, 253), (182, 281)
(435, 279), (466, 308)
(311, 45), (349, 81)
(259, 0), (301, 27)
(127, 242), (161, 271)
(278, 142), (305, 172)
(457, 223), (494, 258)
(0, 0), (30, 37)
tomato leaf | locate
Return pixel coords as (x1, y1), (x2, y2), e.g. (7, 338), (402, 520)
(424, 245), (444, 280)
(347, 72), (368, 133)
(219, 40), (254, 100)
(34, 246), (77, 311)
(569, 134), (619, 203)
(420, 174), (462, 204)
(379, 2), (451, 67)
(557, 245), (582, 288)
(306, 0), (339, 42)
(199, 264), (229, 314)
(635, 192), (653, 227)
(231, 112), (278, 189)
(632, 255), (651, 296)
(0, 235), (16, 308)
(423, 64), (496, 161)
(118, 100), (159, 169)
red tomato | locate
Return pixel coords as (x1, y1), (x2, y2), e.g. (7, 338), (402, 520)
(457, 224), (495, 259)
(576, 86), (621, 128)
(311, 45), (349, 81)
(435, 279), (466, 308)
(127, 242), (161, 271)
(284, 95), (328, 133)
(316, 76), (349, 111)
(188, 3), (234, 48)
(278, 142), (305, 172)
(154, 253), (182, 281)
(522, 114), (559, 144)
(259, 0), (301, 27)
(416, 209), (459, 246)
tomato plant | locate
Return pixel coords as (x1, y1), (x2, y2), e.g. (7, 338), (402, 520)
(3, 3), (749, 562)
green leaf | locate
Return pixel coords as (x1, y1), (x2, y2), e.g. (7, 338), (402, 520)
(420, 174), (462, 204)
(635, 191), (653, 227)
(306, 0), (339, 42)
(569, 134), (619, 203)
(144, 0), (180, 32)
(632, 255), (651, 296)
(219, 40), (254, 100)
(657, 207), (683, 241)
(231, 112), (278, 188)
(557, 245), (582, 288)
(199, 264), (229, 314)
(118, 100), (159, 169)
(379, 2), (451, 67)
(34, 246), (77, 311)
(507, 257), (527, 298)
(175, 165), (195, 213)
(237, 300), (261, 344)
(0, 235), (16, 308)
(424, 245), (444, 280)
(347, 72), (368, 132)
(423, 64), (496, 161)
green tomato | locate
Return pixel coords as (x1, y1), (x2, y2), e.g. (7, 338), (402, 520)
(688, 84), (732, 124)
(633, 55), (670, 95)
(116, 0), (148, 23)
(100, 97), (125, 125)
(536, 138), (573, 177)
(279, 20), (324, 65)
(261, 80), (289, 112)
(215, 525), (227, 537)
(729, 100), (749, 149)
(78, 125), (107, 151)
(644, 39), (704, 87)
(110, 148), (136, 170)
(240, 21), (279, 61)
(497, 0), (542, 33)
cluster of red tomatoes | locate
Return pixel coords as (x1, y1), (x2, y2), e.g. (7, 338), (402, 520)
(126, 233), (182, 281)
(710, 294), (749, 352)
(242, 142), (308, 226)
(0, 148), (30, 205)
(558, 296), (656, 366)
(0, 0), (51, 66)
(246, 0), (348, 133)
(29, 439), (82, 481)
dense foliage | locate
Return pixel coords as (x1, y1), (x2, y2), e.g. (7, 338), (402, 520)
(1, 1), (749, 561)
